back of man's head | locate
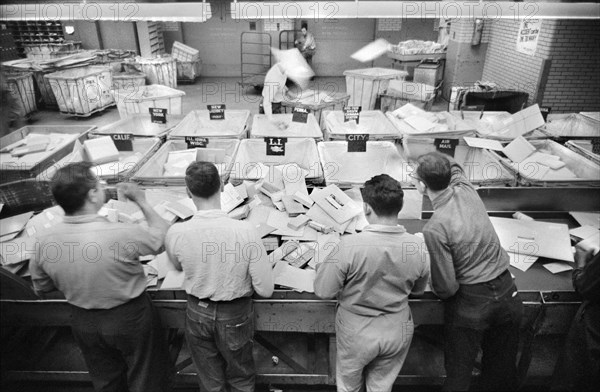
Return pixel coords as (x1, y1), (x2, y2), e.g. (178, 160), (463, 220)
(361, 174), (404, 217)
(51, 162), (97, 215)
(301, 22), (308, 30)
(185, 161), (221, 199)
(416, 152), (452, 191)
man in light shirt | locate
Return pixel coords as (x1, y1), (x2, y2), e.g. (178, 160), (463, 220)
(29, 162), (171, 392)
(314, 174), (430, 392)
(165, 161), (274, 392)
(260, 61), (288, 129)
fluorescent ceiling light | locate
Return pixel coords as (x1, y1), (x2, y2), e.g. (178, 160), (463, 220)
(0, 2), (212, 22)
(229, 2), (600, 20)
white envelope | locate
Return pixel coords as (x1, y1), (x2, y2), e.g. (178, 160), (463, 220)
(351, 38), (391, 62)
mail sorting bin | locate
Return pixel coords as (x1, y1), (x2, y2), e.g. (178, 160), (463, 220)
(448, 111), (550, 141)
(463, 90), (529, 114)
(135, 56), (177, 88)
(544, 113), (600, 139)
(0, 125), (95, 184)
(281, 90), (350, 130)
(132, 139), (240, 186)
(343, 68), (408, 110)
(112, 71), (146, 91)
(386, 110), (476, 140)
(565, 140), (600, 166)
(324, 110), (401, 141)
(318, 141), (411, 187)
(379, 81), (437, 112)
(492, 139), (600, 187)
(3, 71), (37, 117)
(250, 114), (323, 140)
(36, 136), (163, 184)
(92, 114), (186, 140)
(168, 110), (250, 140)
(112, 84), (185, 119)
(402, 137), (517, 186)
(45, 66), (114, 117)
(230, 138), (324, 185)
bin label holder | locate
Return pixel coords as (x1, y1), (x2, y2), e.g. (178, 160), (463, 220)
(346, 134), (369, 152)
(185, 137), (209, 149)
(292, 107), (309, 123)
(434, 138), (459, 157)
(208, 104), (226, 120)
(343, 106), (361, 124)
(149, 108), (168, 124)
(265, 137), (287, 156)
(108, 133), (133, 152)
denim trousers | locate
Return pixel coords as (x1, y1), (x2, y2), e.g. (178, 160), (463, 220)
(185, 295), (255, 392)
(442, 270), (523, 391)
(70, 293), (171, 392)
(335, 306), (414, 392)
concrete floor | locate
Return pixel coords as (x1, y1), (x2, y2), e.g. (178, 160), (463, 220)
(22, 76), (450, 131)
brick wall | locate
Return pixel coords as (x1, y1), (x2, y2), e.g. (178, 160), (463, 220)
(263, 19), (294, 32)
(378, 19), (402, 32)
(481, 20), (552, 105)
(540, 20), (600, 113)
(482, 19), (600, 112)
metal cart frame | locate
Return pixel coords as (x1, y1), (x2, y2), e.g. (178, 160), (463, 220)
(239, 32), (272, 90)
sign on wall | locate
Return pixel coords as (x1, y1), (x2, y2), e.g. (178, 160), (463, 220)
(516, 19), (541, 56)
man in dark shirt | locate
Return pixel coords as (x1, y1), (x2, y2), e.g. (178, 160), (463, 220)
(413, 152), (523, 391)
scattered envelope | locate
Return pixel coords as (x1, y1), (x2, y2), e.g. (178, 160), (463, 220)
(147, 252), (179, 280)
(542, 262), (573, 274)
(351, 38), (390, 62)
(405, 115), (437, 133)
(463, 137), (504, 151)
(160, 270), (185, 290)
(569, 225), (599, 241)
(490, 217), (574, 262)
(221, 183), (245, 213)
(502, 136), (536, 163)
(508, 252), (538, 272)
(570, 212), (600, 230)
(273, 260), (316, 293)
(0, 212), (34, 238)
(397, 190), (423, 220)
(267, 210), (305, 237)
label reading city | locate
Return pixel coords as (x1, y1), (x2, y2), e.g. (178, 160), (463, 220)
(346, 134), (369, 152)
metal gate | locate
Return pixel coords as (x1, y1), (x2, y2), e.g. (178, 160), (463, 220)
(239, 32), (271, 89)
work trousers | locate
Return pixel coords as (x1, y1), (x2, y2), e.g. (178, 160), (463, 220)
(335, 306), (414, 392)
(70, 293), (171, 392)
(442, 270), (523, 391)
(185, 295), (255, 392)
(552, 302), (600, 391)
(258, 100), (283, 115)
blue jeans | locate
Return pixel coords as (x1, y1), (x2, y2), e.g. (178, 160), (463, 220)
(185, 295), (255, 392)
(442, 270), (523, 391)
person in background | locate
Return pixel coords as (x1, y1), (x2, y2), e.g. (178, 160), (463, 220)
(165, 161), (274, 392)
(260, 61), (288, 130)
(412, 152), (523, 391)
(552, 245), (600, 391)
(314, 174), (430, 392)
(29, 162), (171, 392)
(295, 22), (316, 66)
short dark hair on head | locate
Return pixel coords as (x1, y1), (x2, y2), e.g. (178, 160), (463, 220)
(185, 161), (221, 198)
(416, 152), (452, 191)
(51, 162), (97, 214)
(301, 22), (308, 30)
(361, 174), (404, 217)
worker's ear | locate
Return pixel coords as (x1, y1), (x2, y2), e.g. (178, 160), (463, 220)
(186, 187), (192, 199)
(363, 202), (373, 217)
